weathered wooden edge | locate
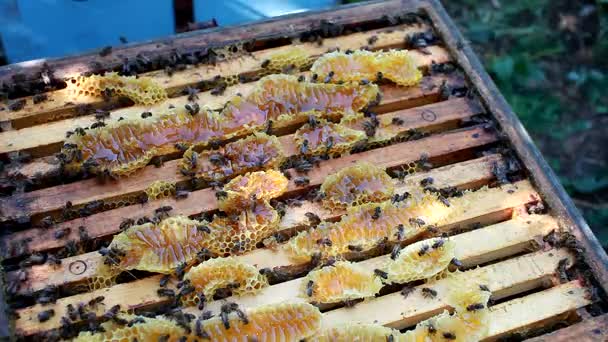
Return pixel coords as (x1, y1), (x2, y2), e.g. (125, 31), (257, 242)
(524, 313), (608, 342)
(0, 0), (423, 85)
(422, 0), (608, 293)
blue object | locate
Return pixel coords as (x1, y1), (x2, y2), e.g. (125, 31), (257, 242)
(0, 0), (337, 64)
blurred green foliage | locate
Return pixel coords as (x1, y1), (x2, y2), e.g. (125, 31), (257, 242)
(443, 0), (608, 247)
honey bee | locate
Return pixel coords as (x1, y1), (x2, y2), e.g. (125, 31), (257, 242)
(421, 287), (437, 299)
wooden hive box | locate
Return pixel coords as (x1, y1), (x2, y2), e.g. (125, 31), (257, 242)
(0, 0), (606, 340)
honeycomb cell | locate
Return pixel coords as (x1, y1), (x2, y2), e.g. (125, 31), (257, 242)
(65, 108), (225, 176)
(206, 201), (280, 256)
(285, 187), (451, 263)
(381, 238), (455, 284)
(183, 257), (268, 302)
(220, 75), (380, 125)
(73, 315), (191, 342)
(145, 180), (176, 200)
(309, 324), (402, 342)
(294, 119), (366, 157)
(67, 72), (168, 105)
(199, 302), (322, 341)
(262, 47), (313, 75)
(218, 170), (288, 212)
(303, 261), (382, 304)
(320, 162), (394, 210)
(107, 215), (211, 273)
(183, 132), (286, 182)
(311, 49), (423, 87)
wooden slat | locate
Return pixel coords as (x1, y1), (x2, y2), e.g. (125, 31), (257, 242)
(0, 23), (429, 128)
(3, 152), (502, 260)
(524, 313), (608, 342)
(0, 98), (487, 222)
(0, 44), (449, 156)
(10, 156), (520, 294)
(486, 281), (592, 340)
(201, 215), (558, 313)
(12, 212), (557, 336)
(320, 253), (584, 332)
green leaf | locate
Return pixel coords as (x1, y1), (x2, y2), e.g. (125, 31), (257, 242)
(490, 56), (514, 81)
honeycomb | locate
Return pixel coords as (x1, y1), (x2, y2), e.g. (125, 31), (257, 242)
(64, 108), (225, 176)
(198, 302), (322, 341)
(73, 315), (190, 342)
(182, 257), (268, 303)
(67, 72), (168, 105)
(303, 261), (382, 304)
(309, 324), (402, 342)
(294, 119), (366, 157)
(217, 170), (289, 212)
(106, 215), (210, 273)
(401, 276), (491, 342)
(320, 162), (395, 210)
(145, 180), (176, 200)
(220, 75), (380, 125)
(182, 132), (286, 182)
(285, 185), (451, 263)
(381, 238), (455, 284)
(205, 200), (280, 256)
(261, 47), (313, 75)
(311, 49), (423, 87)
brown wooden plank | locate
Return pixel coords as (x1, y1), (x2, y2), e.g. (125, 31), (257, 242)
(11, 180), (536, 297)
(0, 45), (450, 157)
(3, 152), (502, 260)
(0, 0), (424, 85)
(524, 314), (608, 342)
(11, 207), (554, 336)
(0, 98), (487, 222)
(0, 24), (433, 129)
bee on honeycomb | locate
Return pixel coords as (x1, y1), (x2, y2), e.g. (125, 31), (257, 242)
(197, 302), (322, 341)
(182, 257), (268, 305)
(285, 185), (451, 263)
(309, 324), (402, 342)
(381, 238), (456, 284)
(311, 49), (422, 87)
(180, 132), (286, 182)
(220, 75), (380, 126)
(294, 119), (366, 157)
(303, 261), (382, 304)
(217, 170), (288, 212)
(320, 162), (395, 210)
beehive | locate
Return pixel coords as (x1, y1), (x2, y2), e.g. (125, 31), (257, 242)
(0, 1), (606, 341)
